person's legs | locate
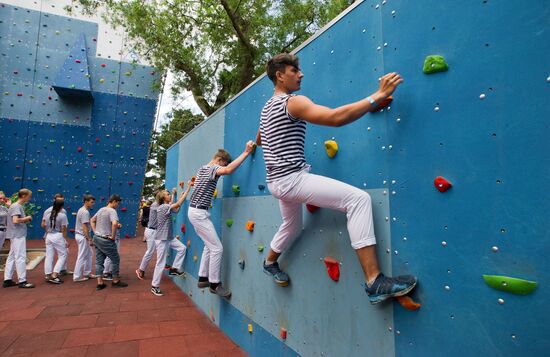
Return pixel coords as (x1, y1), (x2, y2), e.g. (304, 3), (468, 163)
(3, 240), (16, 282)
(152, 240), (168, 288)
(189, 209), (223, 283)
(93, 237), (107, 282)
(169, 239), (187, 273)
(104, 241), (121, 281)
(84, 241), (93, 277)
(52, 234), (68, 275)
(138, 228), (156, 271)
(44, 235), (55, 276)
(74, 234), (87, 279)
(13, 237), (28, 283)
(103, 257), (112, 274)
(0, 231), (5, 250)
(198, 245), (211, 279)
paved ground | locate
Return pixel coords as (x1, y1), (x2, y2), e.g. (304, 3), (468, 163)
(0, 235), (246, 357)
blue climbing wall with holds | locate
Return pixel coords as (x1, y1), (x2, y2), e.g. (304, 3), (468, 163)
(166, 0), (549, 356)
(0, 2), (160, 239)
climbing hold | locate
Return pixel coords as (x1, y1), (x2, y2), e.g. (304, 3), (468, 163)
(258, 184), (265, 191)
(323, 257), (340, 282)
(190, 176), (196, 186)
(246, 221), (255, 232)
(434, 176), (452, 192)
(238, 259), (245, 270)
(213, 189), (218, 198)
(395, 295), (421, 311)
(179, 181), (185, 189)
(77, 146), (82, 152)
(181, 223), (186, 234)
(226, 219), (234, 227)
(248, 324), (253, 333)
(423, 55), (449, 74)
(121, 207), (127, 212)
(37, 189), (44, 193)
(324, 140), (338, 158)
(280, 328), (287, 340)
(258, 245), (265, 253)
(250, 143), (257, 155)
(32, 177), (38, 182)
(306, 204), (320, 213)
(482, 275), (538, 295)
(232, 185), (240, 195)
(193, 255), (198, 263)
(210, 309), (215, 322)
(187, 239), (191, 248)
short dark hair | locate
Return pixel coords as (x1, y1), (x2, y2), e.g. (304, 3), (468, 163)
(108, 194), (122, 203)
(53, 193), (64, 199)
(83, 194), (95, 203)
(266, 53), (300, 85)
(214, 149), (232, 163)
(18, 188), (31, 198)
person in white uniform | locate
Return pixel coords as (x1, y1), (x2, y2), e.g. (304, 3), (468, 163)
(2, 189), (35, 289)
(136, 194), (159, 280)
(73, 194), (96, 282)
(150, 184), (192, 297)
(188, 143), (254, 299)
(42, 200), (70, 284)
(42, 193), (72, 276)
(0, 191), (10, 250)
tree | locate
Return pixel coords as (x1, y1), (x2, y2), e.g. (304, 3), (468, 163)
(68, 0), (352, 116)
(141, 109), (204, 198)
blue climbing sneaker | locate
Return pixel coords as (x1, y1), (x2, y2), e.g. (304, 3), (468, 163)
(365, 273), (417, 305)
(263, 260), (290, 286)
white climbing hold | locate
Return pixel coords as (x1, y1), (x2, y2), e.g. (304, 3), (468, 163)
(479, 93), (486, 100)
(434, 106), (440, 112)
(498, 298), (505, 305)
(441, 241), (447, 247)
(491, 246), (499, 253)
(444, 285), (451, 291)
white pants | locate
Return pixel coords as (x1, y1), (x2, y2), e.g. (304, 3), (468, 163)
(0, 230), (5, 250)
(188, 207), (223, 283)
(139, 228), (156, 271)
(268, 168), (376, 253)
(45, 232), (68, 275)
(4, 236), (27, 283)
(103, 239), (121, 274)
(151, 239), (187, 287)
(74, 233), (93, 279)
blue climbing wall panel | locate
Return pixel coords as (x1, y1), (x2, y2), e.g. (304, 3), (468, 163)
(0, 3), (160, 239)
(168, 0), (549, 356)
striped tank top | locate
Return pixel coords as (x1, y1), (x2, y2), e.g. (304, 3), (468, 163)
(189, 165), (221, 208)
(260, 94), (307, 182)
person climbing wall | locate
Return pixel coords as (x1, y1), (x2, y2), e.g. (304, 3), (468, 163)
(257, 53), (417, 304)
(188, 143), (255, 299)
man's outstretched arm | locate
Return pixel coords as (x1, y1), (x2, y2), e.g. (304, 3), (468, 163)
(288, 72), (403, 127)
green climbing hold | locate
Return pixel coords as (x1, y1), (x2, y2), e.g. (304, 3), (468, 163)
(32, 177), (38, 182)
(116, 144), (121, 148)
(232, 185), (240, 195)
(482, 274), (538, 295)
(423, 55), (449, 74)
(226, 219), (234, 227)
(258, 244), (264, 253)
(49, 139), (55, 143)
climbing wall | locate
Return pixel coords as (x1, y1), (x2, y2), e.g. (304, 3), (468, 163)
(167, 0), (550, 356)
(0, 1), (160, 238)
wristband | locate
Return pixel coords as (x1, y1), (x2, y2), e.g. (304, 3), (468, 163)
(367, 96), (378, 108)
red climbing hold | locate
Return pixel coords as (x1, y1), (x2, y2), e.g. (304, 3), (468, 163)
(125, 234), (130, 238)
(306, 204), (320, 213)
(101, 64), (106, 67)
(396, 295), (421, 311)
(77, 146), (82, 152)
(179, 181), (185, 189)
(181, 224), (186, 234)
(92, 163), (97, 168)
(75, 59), (81, 63)
(121, 207), (127, 212)
(95, 138), (100, 142)
(434, 176), (452, 192)
(128, 181), (133, 185)
(280, 328), (287, 340)
(69, 229), (75, 233)
(370, 96), (393, 112)
(17, 92), (23, 97)
(323, 257), (340, 282)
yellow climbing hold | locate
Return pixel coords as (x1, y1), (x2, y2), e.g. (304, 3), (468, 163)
(193, 255), (198, 263)
(99, 78), (105, 83)
(324, 140), (338, 158)
(213, 189), (218, 198)
(248, 324), (253, 333)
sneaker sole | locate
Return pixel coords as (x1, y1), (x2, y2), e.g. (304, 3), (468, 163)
(197, 282), (210, 289)
(209, 289), (231, 299)
(151, 290), (163, 296)
(73, 279), (89, 282)
(135, 269), (144, 280)
(369, 281), (417, 305)
(262, 268), (290, 287)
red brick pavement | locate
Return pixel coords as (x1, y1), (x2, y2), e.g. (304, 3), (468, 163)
(0, 235), (247, 357)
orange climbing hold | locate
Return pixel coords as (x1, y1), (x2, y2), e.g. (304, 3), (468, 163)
(395, 295), (421, 311)
(246, 221), (255, 232)
(306, 204), (319, 213)
(323, 257), (340, 282)
(179, 181), (185, 188)
(190, 176), (196, 186)
(434, 176), (452, 192)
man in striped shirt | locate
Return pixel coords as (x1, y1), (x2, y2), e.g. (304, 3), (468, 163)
(257, 53), (417, 305)
(188, 144), (254, 298)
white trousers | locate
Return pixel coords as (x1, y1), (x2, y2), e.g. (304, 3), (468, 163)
(0, 230), (5, 251)
(139, 228), (156, 271)
(267, 168), (376, 253)
(151, 239), (187, 287)
(188, 207), (223, 283)
(3, 237), (26, 283)
(74, 233), (93, 279)
(103, 239), (121, 274)
(45, 232), (68, 275)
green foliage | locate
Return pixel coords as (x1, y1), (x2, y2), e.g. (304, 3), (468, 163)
(142, 109), (204, 198)
(70, 0), (352, 116)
